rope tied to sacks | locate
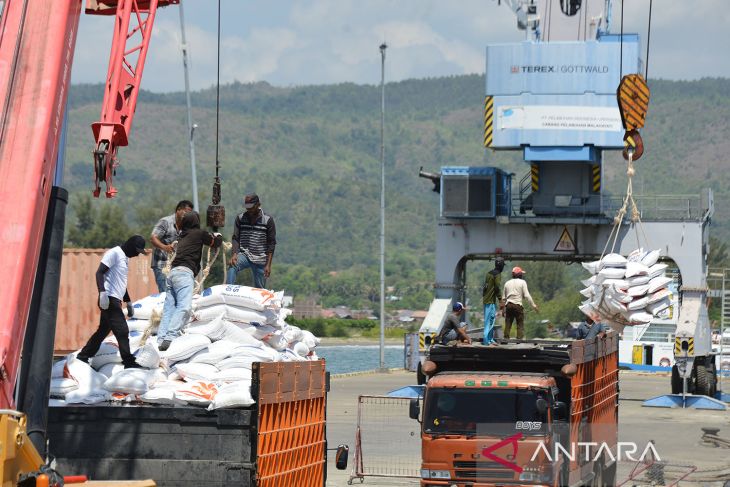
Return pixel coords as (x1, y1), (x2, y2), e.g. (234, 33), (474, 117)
(194, 241), (232, 295)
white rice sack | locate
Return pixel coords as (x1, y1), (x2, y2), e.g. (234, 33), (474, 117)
(625, 310), (653, 325)
(578, 302), (597, 319)
(207, 383), (255, 410)
(646, 298), (670, 315)
(579, 287), (593, 298)
(90, 341), (122, 369)
(293, 342), (310, 357)
(230, 344), (278, 362)
(174, 381), (219, 406)
(301, 330), (321, 350)
(599, 267), (626, 279)
(641, 250), (661, 267)
(206, 339), (244, 356)
(135, 341), (161, 369)
(648, 263), (668, 279)
(164, 334), (211, 362)
(627, 248), (646, 263)
(240, 322), (278, 340)
(602, 253), (628, 268)
(627, 284), (650, 297)
(50, 378), (78, 398)
(648, 276), (672, 294)
(64, 354), (107, 392)
(581, 260), (602, 274)
(149, 379), (187, 391)
(627, 275), (651, 286)
(103, 371), (149, 395)
(194, 304), (274, 325)
(605, 286), (632, 304)
(222, 322), (266, 346)
(98, 363), (125, 379)
(187, 314), (227, 341)
(190, 349), (232, 365)
(64, 389), (111, 405)
(283, 325), (303, 343)
(127, 319), (149, 332)
(624, 262), (649, 278)
(175, 362), (219, 382)
(628, 296), (649, 311)
(52, 359), (67, 379)
(218, 355), (255, 370)
(647, 288), (672, 305)
(198, 285), (283, 311)
(602, 279), (629, 290)
(581, 275), (605, 287)
(140, 388), (186, 406)
(213, 367), (252, 383)
(131, 293), (166, 320)
(262, 331), (288, 351)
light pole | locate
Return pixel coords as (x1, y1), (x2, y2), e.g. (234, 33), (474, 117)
(179, 0), (199, 211)
(379, 42), (387, 373)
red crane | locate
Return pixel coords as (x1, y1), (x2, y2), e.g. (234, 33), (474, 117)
(0, 0), (176, 411)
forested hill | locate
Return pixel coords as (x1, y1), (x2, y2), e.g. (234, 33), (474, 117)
(62, 76), (730, 308)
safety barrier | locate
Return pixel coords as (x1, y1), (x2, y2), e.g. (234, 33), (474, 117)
(349, 395), (421, 484)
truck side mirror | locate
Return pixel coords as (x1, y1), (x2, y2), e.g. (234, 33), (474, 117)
(553, 401), (567, 421)
(335, 444), (349, 470)
(409, 398), (420, 421)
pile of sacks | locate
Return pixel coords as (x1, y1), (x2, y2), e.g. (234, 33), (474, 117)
(50, 285), (320, 410)
(578, 249), (672, 332)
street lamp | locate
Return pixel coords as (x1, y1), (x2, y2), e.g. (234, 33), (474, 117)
(179, 0), (199, 211)
(378, 42), (387, 373)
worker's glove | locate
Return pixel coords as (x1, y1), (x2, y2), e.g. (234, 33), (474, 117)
(126, 302), (134, 318)
(99, 291), (110, 310)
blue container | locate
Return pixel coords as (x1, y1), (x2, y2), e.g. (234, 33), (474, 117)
(440, 166), (511, 218)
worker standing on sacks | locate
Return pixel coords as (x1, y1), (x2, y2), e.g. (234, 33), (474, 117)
(158, 211), (223, 351)
(503, 267), (539, 340)
(77, 235), (148, 369)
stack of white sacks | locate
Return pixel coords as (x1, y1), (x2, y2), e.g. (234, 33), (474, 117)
(49, 285), (320, 409)
(579, 249), (672, 332)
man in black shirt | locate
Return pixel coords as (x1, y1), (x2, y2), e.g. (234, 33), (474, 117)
(157, 211), (222, 351)
(437, 302), (472, 345)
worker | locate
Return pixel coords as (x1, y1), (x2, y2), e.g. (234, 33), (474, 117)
(437, 302), (472, 345)
(503, 266), (539, 340)
(76, 235), (147, 369)
(576, 316), (607, 340)
(157, 211), (223, 351)
(226, 193), (276, 288)
(482, 257), (505, 345)
(150, 200), (194, 293)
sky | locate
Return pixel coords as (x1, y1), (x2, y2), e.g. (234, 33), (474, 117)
(71, 1), (730, 93)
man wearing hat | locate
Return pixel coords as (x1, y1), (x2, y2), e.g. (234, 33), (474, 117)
(226, 193), (277, 288)
(436, 302), (472, 345)
(76, 235), (147, 369)
(503, 266), (539, 339)
(482, 257), (505, 345)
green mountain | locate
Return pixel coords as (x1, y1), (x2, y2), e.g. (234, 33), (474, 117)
(62, 76), (730, 310)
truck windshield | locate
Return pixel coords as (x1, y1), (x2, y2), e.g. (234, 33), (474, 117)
(423, 388), (549, 436)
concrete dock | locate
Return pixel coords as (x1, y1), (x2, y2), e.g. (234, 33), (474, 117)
(325, 370), (730, 486)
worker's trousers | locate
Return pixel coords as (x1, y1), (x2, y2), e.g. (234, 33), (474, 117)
(483, 303), (496, 344)
(504, 302), (525, 340)
(77, 297), (136, 366)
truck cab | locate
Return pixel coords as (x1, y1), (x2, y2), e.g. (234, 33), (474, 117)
(411, 336), (619, 487)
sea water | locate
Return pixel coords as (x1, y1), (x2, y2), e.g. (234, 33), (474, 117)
(316, 345), (404, 374)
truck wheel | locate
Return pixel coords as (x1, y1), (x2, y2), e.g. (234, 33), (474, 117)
(416, 363), (425, 385)
(708, 361), (718, 397)
(696, 364), (711, 397)
(671, 365), (681, 394)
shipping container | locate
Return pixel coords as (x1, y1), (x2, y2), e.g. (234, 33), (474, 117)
(47, 360), (327, 487)
(56, 249), (159, 353)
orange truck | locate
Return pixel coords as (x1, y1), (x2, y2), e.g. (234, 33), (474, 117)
(410, 332), (619, 487)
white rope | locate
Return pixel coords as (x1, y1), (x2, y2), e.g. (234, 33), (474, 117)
(194, 241), (232, 295)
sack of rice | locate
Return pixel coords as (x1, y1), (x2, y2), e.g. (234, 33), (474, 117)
(50, 378), (78, 398)
(212, 367), (252, 383)
(127, 319), (149, 332)
(207, 381), (255, 410)
(64, 354), (107, 392)
(98, 363), (125, 379)
(174, 362), (219, 382)
(196, 285), (283, 311)
(131, 293), (166, 320)
(64, 389), (111, 405)
(174, 381), (218, 406)
(163, 334), (211, 362)
(217, 355), (255, 370)
(103, 369), (150, 395)
(301, 330), (320, 350)
(140, 388), (186, 406)
(186, 314), (227, 341)
(90, 341), (122, 369)
(135, 341), (161, 369)
(221, 322), (266, 347)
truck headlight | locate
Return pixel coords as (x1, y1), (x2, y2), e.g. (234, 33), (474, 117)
(421, 469), (451, 479)
(519, 464), (552, 483)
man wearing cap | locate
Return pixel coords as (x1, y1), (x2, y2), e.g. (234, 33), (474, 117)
(482, 257), (505, 345)
(226, 193), (276, 288)
(436, 302), (472, 345)
(76, 235), (147, 369)
(503, 266), (539, 340)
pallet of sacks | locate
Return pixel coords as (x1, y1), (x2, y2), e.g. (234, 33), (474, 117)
(578, 249), (672, 332)
(50, 285), (320, 410)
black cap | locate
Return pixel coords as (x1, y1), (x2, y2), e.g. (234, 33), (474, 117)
(122, 235), (146, 257)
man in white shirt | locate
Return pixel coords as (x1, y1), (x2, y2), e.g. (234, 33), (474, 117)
(77, 235), (147, 368)
(503, 266), (539, 339)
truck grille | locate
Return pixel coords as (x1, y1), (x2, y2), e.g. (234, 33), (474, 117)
(453, 461), (515, 480)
